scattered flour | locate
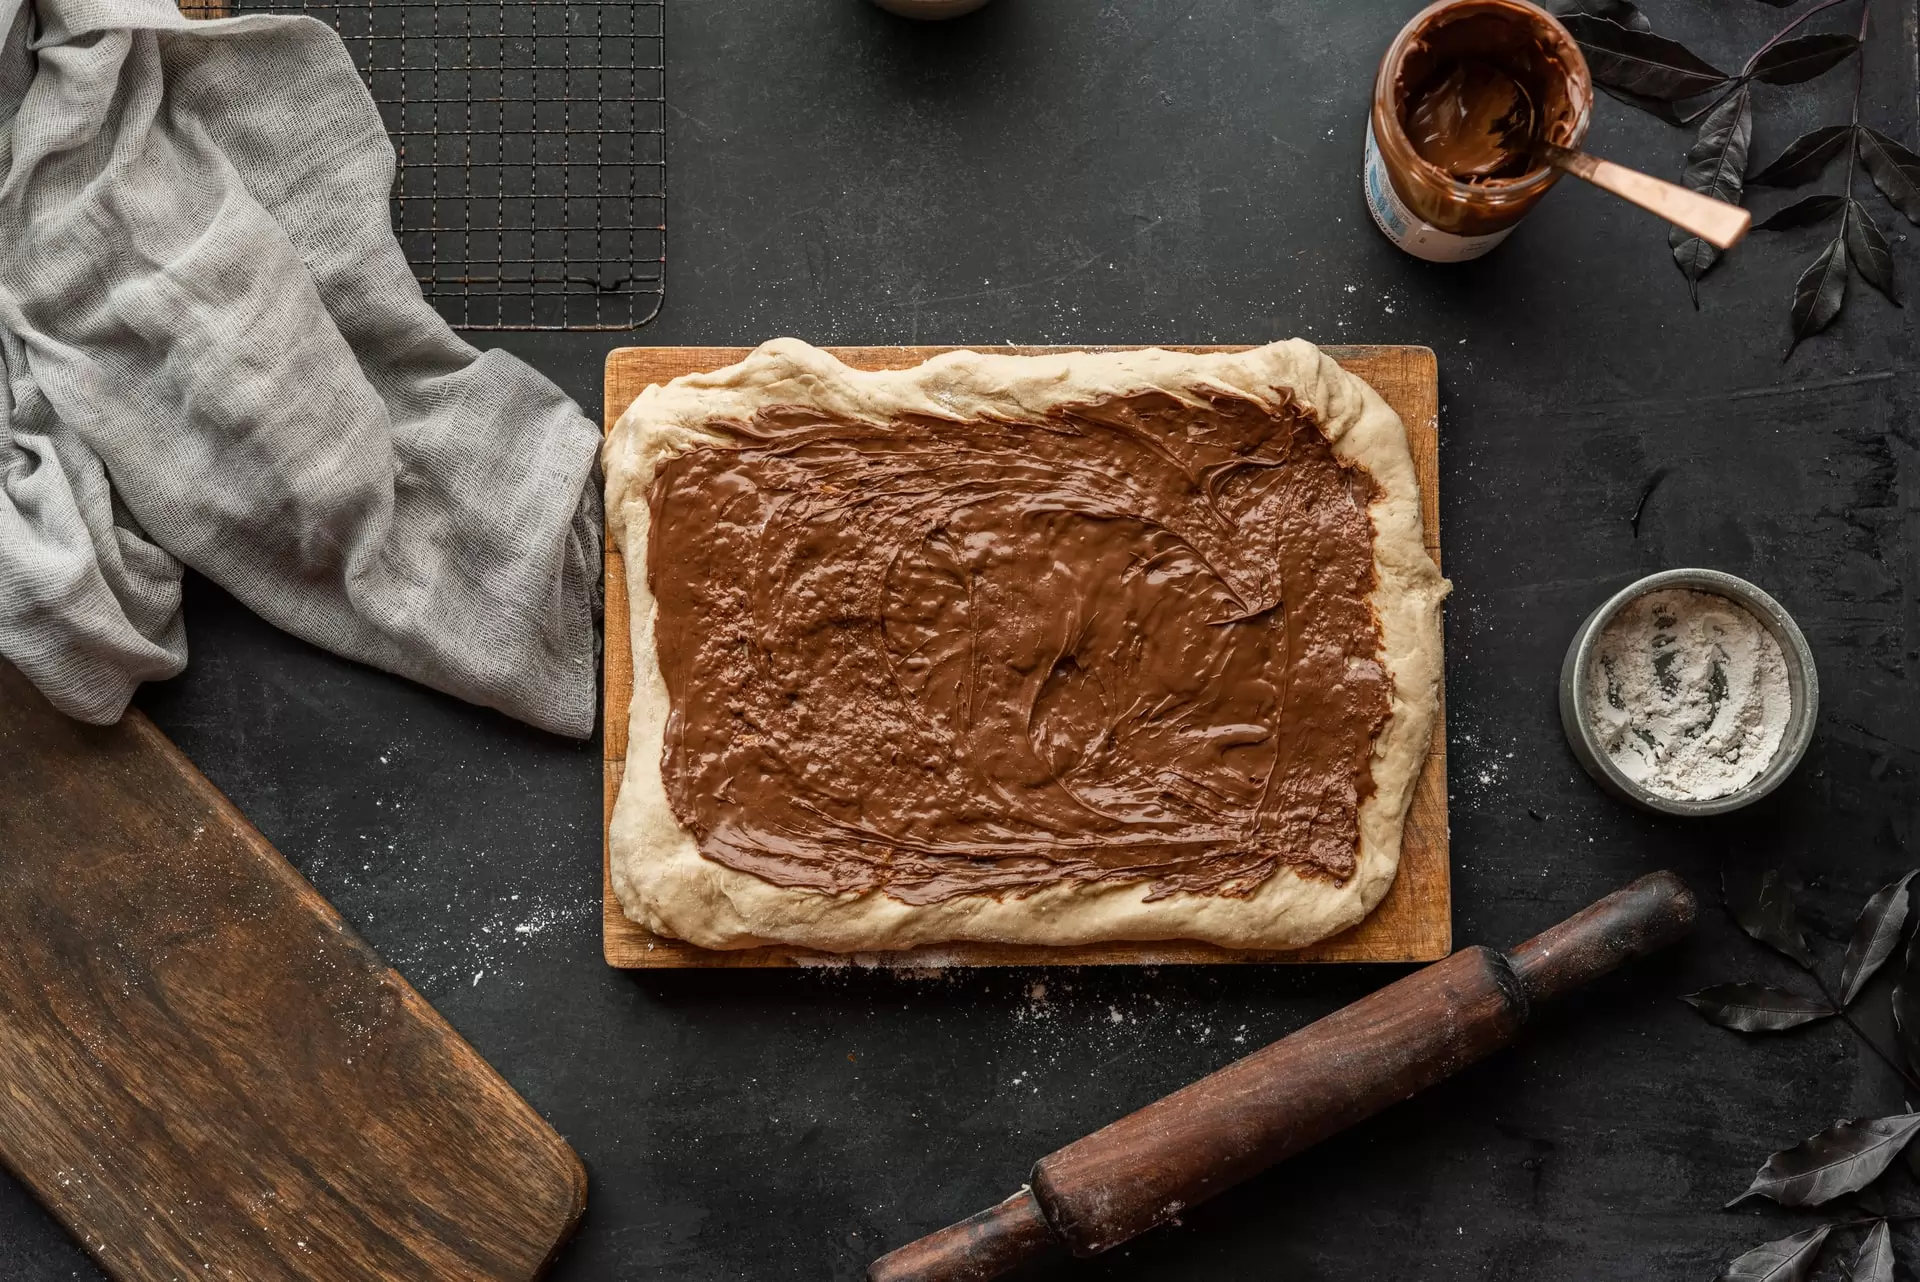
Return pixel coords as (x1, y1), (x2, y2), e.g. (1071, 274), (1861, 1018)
(1586, 588), (1791, 801)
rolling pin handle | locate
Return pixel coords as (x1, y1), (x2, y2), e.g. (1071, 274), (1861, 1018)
(1503, 870), (1697, 1007)
(866, 1186), (1060, 1282)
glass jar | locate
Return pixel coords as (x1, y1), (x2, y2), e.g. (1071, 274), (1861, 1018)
(1364, 0), (1593, 262)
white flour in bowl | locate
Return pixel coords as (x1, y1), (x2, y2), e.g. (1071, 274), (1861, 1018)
(1586, 588), (1792, 801)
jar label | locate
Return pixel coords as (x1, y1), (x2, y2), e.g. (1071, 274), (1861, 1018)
(1363, 121), (1516, 263)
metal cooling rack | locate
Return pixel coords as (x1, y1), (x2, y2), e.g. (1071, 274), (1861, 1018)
(236, 0), (664, 330)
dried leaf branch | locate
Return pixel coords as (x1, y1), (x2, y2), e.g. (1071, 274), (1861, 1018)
(1690, 864), (1920, 1088)
(1688, 863), (1920, 1280)
(1750, 0), (1902, 352)
(1555, 0), (1912, 352)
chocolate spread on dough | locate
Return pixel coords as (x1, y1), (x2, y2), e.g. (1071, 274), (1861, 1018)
(646, 388), (1392, 905)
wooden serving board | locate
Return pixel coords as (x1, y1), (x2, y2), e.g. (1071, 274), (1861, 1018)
(0, 662), (586, 1280)
(602, 345), (1448, 967)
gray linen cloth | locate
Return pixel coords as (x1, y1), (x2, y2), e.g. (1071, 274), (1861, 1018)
(0, 0), (602, 737)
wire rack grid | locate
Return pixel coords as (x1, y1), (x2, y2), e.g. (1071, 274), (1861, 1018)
(233, 0), (665, 330)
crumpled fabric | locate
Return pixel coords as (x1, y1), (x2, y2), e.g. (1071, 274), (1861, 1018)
(0, 0), (602, 737)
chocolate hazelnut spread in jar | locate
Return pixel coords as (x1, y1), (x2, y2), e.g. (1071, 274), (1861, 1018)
(1364, 0), (1592, 262)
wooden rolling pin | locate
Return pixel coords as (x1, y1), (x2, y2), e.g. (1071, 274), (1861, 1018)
(869, 871), (1696, 1281)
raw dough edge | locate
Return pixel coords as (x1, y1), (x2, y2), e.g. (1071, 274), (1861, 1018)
(602, 338), (1449, 952)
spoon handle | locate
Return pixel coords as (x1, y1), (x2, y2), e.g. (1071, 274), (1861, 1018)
(1551, 147), (1751, 250)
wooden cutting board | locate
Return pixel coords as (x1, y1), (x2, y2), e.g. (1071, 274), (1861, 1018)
(602, 344), (1449, 967)
(0, 662), (586, 1280)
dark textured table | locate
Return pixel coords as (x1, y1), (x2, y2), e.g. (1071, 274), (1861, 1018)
(6, 1), (1920, 1278)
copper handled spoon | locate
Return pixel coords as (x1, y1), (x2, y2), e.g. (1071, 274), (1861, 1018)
(1412, 60), (1750, 251)
(1534, 140), (1751, 249)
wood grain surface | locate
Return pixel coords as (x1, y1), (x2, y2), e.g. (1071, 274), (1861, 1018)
(0, 663), (586, 1281)
(602, 344), (1449, 967)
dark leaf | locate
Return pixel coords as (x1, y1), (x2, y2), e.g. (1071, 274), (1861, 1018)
(1730, 1114), (1920, 1207)
(1750, 34), (1861, 86)
(1788, 236), (1848, 354)
(1555, 0), (1652, 32)
(1755, 195), (1845, 230)
(1850, 1221), (1893, 1282)
(1549, 0), (1662, 118)
(1670, 88), (1752, 304)
(1682, 983), (1833, 1032)
(1844, 201), (1898, 304)
(1858, 128), (1920, 224)
(1752, 125), (1856, 188)
(1892, 937), (1920, 1078)
(1672, 236), (1716, 306)
(1598, 81), (1686, 125)
(1561, 15), (1731, 101)
(1723, 860), (1813, 967)
(1839, 872), (1917, 1004)
(1717, 1226), (1832, 1282)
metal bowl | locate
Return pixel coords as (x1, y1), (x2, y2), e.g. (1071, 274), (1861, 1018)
(1558, 568), (1819, 816)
